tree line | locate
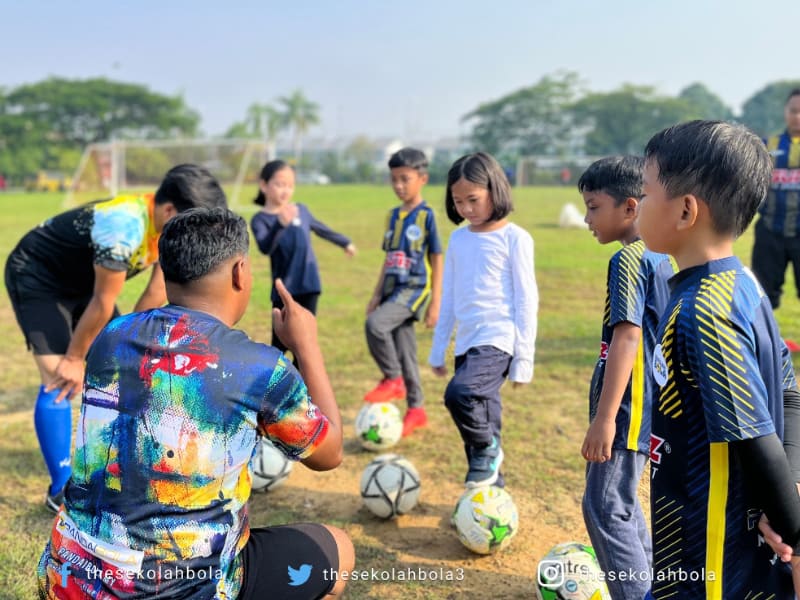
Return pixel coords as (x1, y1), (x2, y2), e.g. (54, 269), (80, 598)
(466, 71), (800, 166)
(0, 74), (798, 185)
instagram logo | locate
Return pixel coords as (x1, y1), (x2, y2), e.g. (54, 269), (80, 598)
(538, 559), (564, 589)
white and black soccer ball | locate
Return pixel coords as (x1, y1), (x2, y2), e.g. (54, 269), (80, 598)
(251, 438), (293, 492)
(354, 402), (402, 451)
(453, 485), (519, 555)
(535, 542), (611, 600)
(360, 453), (421, 518)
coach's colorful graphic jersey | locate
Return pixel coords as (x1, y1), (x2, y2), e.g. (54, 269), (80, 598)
(649, 257), (796, 598)
(7, 194), (158, 297)
(37, 306), (329, 599)
(759, 130), (800, 236)
(380, 202), (442, 316)
(589, 240), (672, 454)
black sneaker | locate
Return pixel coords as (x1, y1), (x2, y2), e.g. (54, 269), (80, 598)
(465, 438), (504, 488)
(45, 488), (64, 514)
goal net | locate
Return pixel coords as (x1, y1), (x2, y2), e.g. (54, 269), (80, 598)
(514, 155), (604, 187)
(66, 139), (269, 208)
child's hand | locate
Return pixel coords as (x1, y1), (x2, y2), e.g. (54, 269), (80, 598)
(759, 513), (794, 563)
(277, 203), (298, 227)
(424, 304), (439, 328)
(366, 294), (380, 315)
(272, 278), (318, 355)
(431, 365), (448, 377)
(344, 243), (357, 257)
(581, 417), (615, 462)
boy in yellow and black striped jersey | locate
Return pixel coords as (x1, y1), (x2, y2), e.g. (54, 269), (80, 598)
(639, 120), (800, 599)
(364, 148), (443, 437)
(579, 156), (673, 600)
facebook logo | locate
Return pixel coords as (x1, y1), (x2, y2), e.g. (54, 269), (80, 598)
(59, 563), (71, 587)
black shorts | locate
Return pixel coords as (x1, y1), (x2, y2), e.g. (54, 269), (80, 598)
(5, 260), (118, 355)
(238, 523), (338, 600)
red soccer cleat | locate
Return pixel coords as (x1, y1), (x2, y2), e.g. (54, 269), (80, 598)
(785, 339), (800, 353)
(364, 376), (406, 403)
(402, 407), (428, 437)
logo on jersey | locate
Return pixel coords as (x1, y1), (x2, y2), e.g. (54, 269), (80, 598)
(650, 434), (668, 464)
(772, 168), (800, 187)
(598, 341), (609, 360)
(652, 344), (668, 387)
(405, 224), (422, 241)
(385, 251), (411, 270)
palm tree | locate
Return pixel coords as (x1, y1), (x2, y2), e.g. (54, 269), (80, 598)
(279, 89), (320, 163)
(245, 103), (286, 160)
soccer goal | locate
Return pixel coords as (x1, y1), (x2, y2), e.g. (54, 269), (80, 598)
(514, 155), (604, 187)
(65, 139), (270, 208)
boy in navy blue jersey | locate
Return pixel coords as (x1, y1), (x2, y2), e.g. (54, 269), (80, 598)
(579, 156), (673, 600)
(639, 120), (800, 598)
(364, 147), (443, 437)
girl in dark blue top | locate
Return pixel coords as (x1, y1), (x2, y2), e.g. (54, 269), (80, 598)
(250, 160), (356, 359)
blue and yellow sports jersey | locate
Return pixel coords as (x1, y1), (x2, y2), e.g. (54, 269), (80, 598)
(589, 240), (673, 454)
(759, 130), (800, 236)
(649, 256), (796, 599)
(37, 306), (329, 599)
(380, 201), (442, 315)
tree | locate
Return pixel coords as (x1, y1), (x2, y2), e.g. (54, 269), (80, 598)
(678, 83), (734, 121)
(279, 89), (320, 163)
(741, 80), (800, 137)
(462, 71), (583, 160)
(4, 77), (199, 147)
(571, 85), (698, 155)
(0, 77), (200, 182)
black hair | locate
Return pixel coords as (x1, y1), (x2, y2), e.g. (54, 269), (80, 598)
(577, 156), (644, 206)
(154, 164), (227, 212)
(253, 159), (293, 206)
(444, 152), (513, 225)
(387, 147), (429, 174)
(159, 207), (249, 284)
(644, 120), (771, 238)
(787, 88), (800, 104)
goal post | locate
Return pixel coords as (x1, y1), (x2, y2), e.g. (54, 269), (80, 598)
(65, 139), (269, 208)
(514, 155), (604, 187)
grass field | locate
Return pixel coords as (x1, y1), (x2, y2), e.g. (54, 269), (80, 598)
(1, 185), (799, 599)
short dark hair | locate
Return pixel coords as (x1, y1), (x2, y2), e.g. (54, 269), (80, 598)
(253, 160), (293, 206)
(154, 164), (227, 212)
(159, 207), (249, 284)
(444, 152), (513, 225)
(644, 120), (771, 238)
(577, 156), (644, 206)
(388, 147), (428, 174)
(787, 88), (800, 104)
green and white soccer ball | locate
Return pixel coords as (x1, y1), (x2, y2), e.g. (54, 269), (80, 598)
(536, 542), (611, 600)
(452, 485), (519, 554)
(354, 402), (402, 451)
(360, 453), (421, 518)
(251, 438), (293, 492)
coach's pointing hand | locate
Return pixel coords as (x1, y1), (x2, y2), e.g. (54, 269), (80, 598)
(272, 278), (318, 358)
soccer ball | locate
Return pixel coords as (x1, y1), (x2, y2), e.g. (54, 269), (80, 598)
(354, 402), (402, 451)
(452, 485), (519, 554)
(251, 438), (293, 492)
(536, 542), (611, 600)
(360, 453), (421, 518)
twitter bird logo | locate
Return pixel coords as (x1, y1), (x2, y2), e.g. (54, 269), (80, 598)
(287, 564), (312, 586)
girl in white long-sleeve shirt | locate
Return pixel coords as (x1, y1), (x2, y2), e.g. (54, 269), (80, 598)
(429, 152), (538, 488)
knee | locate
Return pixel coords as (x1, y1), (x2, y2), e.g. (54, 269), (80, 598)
(444, 379), (469, 409)
(324, 525), (354, 598)
(365, 313), (383, 338)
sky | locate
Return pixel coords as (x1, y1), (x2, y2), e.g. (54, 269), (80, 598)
(2, 0), (798, 141)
